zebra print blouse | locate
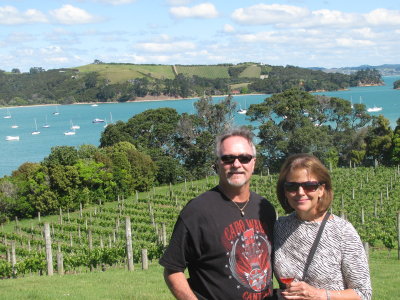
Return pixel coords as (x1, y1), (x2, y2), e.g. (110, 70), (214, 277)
(273, 213), (372, 300)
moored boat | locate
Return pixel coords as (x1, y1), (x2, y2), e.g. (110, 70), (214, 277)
(92, 118), (105, 123)
(6, 136), (19, 141)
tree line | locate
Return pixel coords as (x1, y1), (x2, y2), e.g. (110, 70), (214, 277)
(0, 65), (383, 106)
(1, 89), (399, 225)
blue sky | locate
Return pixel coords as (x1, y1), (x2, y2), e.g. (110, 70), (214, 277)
(1, 0), (399, 72)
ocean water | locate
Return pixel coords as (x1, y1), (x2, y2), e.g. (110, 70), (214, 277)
(0, 76), (399, 177)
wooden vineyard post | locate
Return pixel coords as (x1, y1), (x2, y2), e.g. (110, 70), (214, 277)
(11, 241), (17, 277)
(363, 242), (369, 261)
(162, 222), (167, 247)
(57, 243), (64, 275)
(125, 217), (134, 271)
(361, 207), (365, 225)
(88, 229), (93, 272)
(141, 249), (148, 270)
(44, 223), (53, 276)
(397, 212), (400, 260)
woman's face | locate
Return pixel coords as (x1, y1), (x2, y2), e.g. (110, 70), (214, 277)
(284, 168), (325, 221)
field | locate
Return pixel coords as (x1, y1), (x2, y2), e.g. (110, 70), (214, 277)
(239, 64), (262, 78)
(175, 65), (230, 79)
(0, 253), (398, 299)
(76, 64), (176, 83)
(0, 166), (399, 298)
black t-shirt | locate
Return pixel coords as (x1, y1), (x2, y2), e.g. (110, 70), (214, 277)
(160, 186), (276, 300)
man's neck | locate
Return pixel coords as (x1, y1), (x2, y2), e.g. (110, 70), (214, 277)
(218, 182), (251, 203)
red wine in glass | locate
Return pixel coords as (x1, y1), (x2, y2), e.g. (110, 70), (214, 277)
(280, 277), (295, 285)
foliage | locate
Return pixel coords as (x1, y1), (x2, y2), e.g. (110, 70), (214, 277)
(394, 79), (400, 89)
(0, 64), (381, 106)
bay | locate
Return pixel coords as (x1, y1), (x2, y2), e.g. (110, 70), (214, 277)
(0, 76), (399, 178)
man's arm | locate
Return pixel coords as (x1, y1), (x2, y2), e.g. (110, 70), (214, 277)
(164, 268), (198, 300)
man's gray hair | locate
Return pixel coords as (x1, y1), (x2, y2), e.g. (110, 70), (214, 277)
(215, 127), (256, 157)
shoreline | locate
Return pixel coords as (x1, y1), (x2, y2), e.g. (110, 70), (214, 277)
(0, 93), (268, 109)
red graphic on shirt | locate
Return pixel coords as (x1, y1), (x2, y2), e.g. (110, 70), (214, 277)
(221, 219), (272, 299)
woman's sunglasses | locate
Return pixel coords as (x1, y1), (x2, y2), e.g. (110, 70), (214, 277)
(220, 154), (254, 164)
(284, 181), (323, 193)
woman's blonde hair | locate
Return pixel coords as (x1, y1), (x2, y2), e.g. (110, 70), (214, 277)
(276, 153), (333, 214)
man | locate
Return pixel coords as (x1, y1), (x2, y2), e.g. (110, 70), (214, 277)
(159, 127), (276, 300)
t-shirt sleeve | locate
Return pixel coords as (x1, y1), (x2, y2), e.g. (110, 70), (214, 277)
(341, 222), (372, 300)
(159, 216), (191, 272)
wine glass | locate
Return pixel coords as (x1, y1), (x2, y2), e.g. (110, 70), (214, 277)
(279, 271), (295, 288)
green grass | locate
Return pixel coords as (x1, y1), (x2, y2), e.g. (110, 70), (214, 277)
(175, 65), (230, 79)
(239, 64), (261, 78)
(76, 64), (175, 83)
(0, 254), (398, 299)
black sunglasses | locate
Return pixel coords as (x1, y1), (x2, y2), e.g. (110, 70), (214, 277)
(284, 181), (323, 193)
(220, 154), (254, 164)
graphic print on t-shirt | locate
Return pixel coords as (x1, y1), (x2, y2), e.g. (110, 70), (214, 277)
(222, 218), (272, 298)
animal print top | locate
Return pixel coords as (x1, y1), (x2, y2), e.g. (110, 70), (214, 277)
(273, 213), (372, 300)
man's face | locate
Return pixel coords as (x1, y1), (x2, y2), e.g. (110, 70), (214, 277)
(217, 136), (255, 188)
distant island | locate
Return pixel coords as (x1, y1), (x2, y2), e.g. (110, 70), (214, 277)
(309, 64), (400, 76)
(0, 62), (384, 107)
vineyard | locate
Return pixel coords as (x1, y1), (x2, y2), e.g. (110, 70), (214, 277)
(0, 166), (399, 278)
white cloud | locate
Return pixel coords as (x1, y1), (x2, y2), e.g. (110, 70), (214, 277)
(0, 5), (48, 25)
(335, 38), (375, 47)
(166, 0), (193, 5)
(135, 41), (196, 53)
(365, 8), (400, 26)
(40, 46), (63, 55)
(96, 0), (137, 4)
(223, 24), (235, 33)
(231, 4), (309, 25)
(170, 3), (218, 19)
(49, 5), (99, 25)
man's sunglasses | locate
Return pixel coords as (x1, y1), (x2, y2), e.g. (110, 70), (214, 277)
(220, 154), (254, 164)
(284, 181), (323, 193)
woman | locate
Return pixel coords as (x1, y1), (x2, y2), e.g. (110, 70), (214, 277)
(274, 153), (372, 300)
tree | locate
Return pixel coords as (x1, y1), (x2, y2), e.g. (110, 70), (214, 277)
(365, 115), (393, 165)
(43, 146), (79, 167)
(389, 118), (400, 164)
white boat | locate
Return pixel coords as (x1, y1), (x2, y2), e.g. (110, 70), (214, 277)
(104, 112), (113, 128)
(367, 106), (383, 112)
(237, 100), (247, 114)
(92, 118), (105, 123)
(53, 106), (60, 115)
(91, 103), (98, 107)
(6, 136), (19, 141)
(31, 119), (41, 135)
(42, 116), (50, 128)
(70, 120), (80, 130)
(11, 118), (19, 128)
(64, 130), (76, 136)
(3, 108), (11, 119)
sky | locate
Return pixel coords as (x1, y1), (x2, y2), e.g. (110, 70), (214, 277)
(1, 0), (400, 72)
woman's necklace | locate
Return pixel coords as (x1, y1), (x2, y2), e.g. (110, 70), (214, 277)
(231, 198), (250, 217)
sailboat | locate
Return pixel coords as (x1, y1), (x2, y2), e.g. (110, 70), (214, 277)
(237, 99), (247, 114)
(3, 108), (11, 119)
(70, 120), (80, 130)
(64, 121), (76, 135)
(31, 119), (41, 135)
(104, 112), (113, 128)
(6, 136), (19, 141)
(42, 116), (50, 128)
(367, 105), (383, 112)
(53, 106), (60, 115)
(11, 118), (19, 128)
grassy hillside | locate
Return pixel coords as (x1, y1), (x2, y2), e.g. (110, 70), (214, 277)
(74, 63), (265, 83)
(76, 64), (176, 83)
(175, 65), (230, 79)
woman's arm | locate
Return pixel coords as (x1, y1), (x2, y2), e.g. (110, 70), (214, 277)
(281, 281), (361, 300)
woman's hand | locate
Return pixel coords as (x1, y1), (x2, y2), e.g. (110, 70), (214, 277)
(281, 281), (326, 300)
